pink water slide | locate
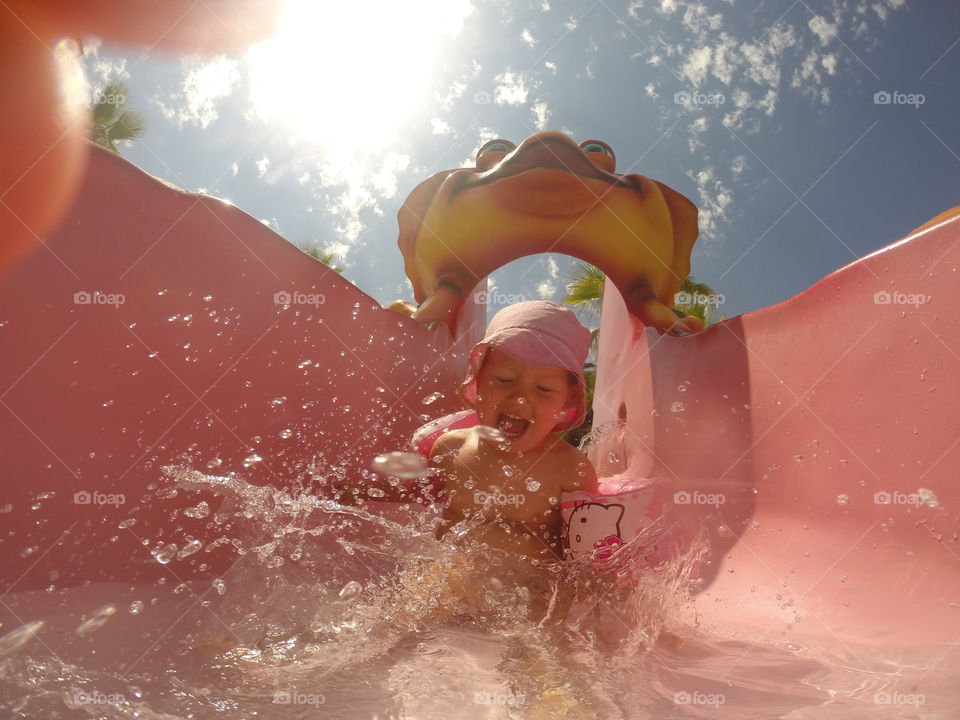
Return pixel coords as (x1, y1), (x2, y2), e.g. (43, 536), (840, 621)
(1, 146), (957, 646)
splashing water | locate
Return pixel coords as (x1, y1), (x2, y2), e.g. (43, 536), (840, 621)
(1, 448), (956, 718)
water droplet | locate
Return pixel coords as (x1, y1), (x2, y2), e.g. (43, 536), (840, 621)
(279, 428), (293, 439)
(836, 494), (850, 507)
(266, 556), (284, 568)
(367, 487), (386, 498)
(270, 396), (287, 407)
(677, 382), (689, 392)
(0, 504), (11, 514)
(422, 391), (443, 405)
(212, 578), (226, 595)
(371, 451), (430, 479)
(117, 518), (136, 529)
(670, 401), (685, 413)
(183, 501), (210, 519)
(339, 580), (362, 600)
(298, 359), (313, 369)
(0, 621), (45, 656)
(129, 600), (144, 615)
(918, 487), (941, 508)
(152, 544), (178, 564)
(525, 478), (541, 492)
(473, 426), (507, 444)
(206, 457), (222, 469)
(76, 605), (117, 635)
(548, 496), (558, 505)
(243, 454), (262, 467)
(156, 289), (167, 296)
(176, 539), (202, 559)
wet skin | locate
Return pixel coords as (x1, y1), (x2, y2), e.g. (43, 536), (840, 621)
(432, 349), (599, 560)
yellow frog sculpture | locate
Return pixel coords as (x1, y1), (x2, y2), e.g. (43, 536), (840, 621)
(396, 130), (702, 334)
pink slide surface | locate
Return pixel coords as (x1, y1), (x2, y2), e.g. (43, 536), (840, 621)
(2, 145), (958, 646)
(592, 214), (960, 645)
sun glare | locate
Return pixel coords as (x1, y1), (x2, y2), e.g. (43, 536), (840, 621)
(248, 0), (472, 150)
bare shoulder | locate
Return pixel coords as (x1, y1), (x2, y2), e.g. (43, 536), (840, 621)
(550, 440), (599, 494)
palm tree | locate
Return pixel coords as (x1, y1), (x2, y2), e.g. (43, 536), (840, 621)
(89, 82), (145, 154)
(299, 243), (343, 273)
(672, 275), (725, 327)
(563, 261), (604, 357)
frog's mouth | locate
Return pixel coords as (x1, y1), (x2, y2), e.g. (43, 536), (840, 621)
(448, 134), (641, 202)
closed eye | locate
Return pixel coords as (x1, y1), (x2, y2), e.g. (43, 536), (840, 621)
(538, 386), (559, 393)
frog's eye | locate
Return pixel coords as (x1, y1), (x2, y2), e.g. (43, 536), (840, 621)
(579, 140), (614, 158)
(579, 139), (616, 172)
(478, 139), (516, 156)
(476, 139), (517, 170)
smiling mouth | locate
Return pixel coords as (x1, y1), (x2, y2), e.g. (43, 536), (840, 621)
(497, 413), (530, 440)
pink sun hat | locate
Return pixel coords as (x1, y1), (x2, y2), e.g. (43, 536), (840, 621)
(459, 300), (592, 432)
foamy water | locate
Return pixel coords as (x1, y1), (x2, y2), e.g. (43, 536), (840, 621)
(1, 452), (956, 719)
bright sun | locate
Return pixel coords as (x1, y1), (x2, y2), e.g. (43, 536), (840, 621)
(248, 0), (473, 150)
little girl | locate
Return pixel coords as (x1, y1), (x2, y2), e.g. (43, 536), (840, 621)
(418, 301), (599, 560)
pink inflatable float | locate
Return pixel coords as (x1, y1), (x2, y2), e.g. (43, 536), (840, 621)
(1, 140), (958, 650)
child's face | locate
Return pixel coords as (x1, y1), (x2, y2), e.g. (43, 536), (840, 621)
(473, 347), (574, 453)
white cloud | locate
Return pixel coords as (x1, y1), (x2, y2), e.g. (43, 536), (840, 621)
(546, 257), (559, 279)
(431, 117), (452, 134)
(371, 152), (411, 199)
(545, 61), (558, 74)
(521, 28), (537, 47)
(659, 0), (679, 14)
(230, 163), (239, 176)
(532, 101), (550, 130)
(808, 15), (838, 45)
(537, 280), (556, 298)
(730, 155), (747, 177)
(256, 156), (270, 178)
(822, 53), (837, 75)
(494, 71), (528, 105)
(436, 81), (466, 109)
(682, 46), (712, 87)
(155, 55), (240, 129)
(686, 165), (733, 242)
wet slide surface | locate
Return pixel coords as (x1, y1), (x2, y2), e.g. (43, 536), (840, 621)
(2, 144), (959, 649)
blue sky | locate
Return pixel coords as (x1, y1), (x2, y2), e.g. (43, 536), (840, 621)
(81, 0), (959, 323)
